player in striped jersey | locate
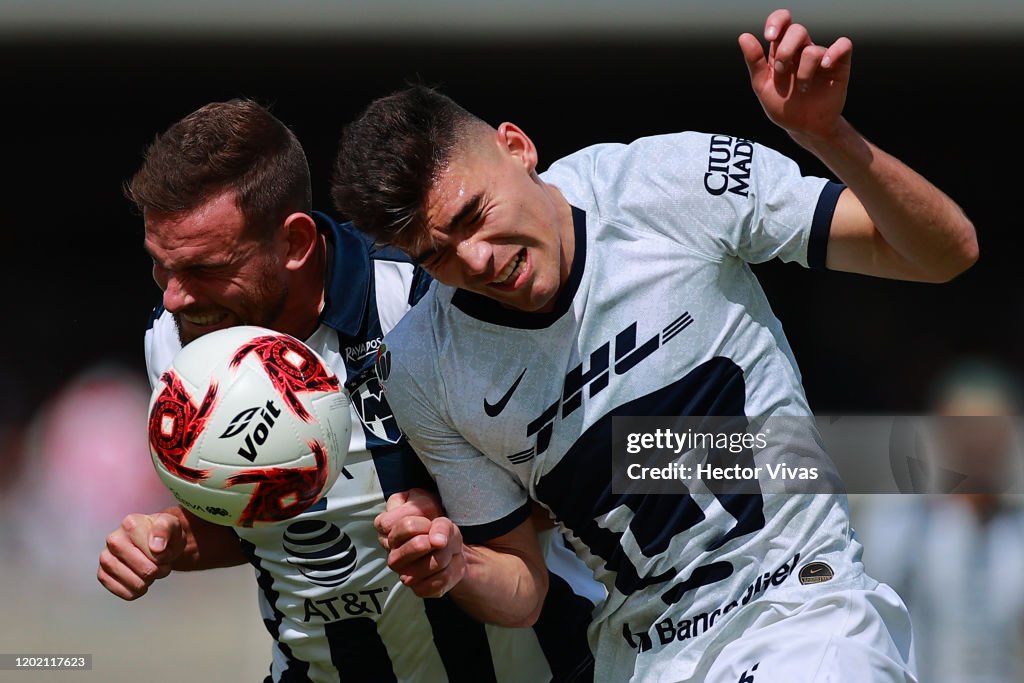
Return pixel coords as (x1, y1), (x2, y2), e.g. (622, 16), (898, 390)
(98, 99), (601, 682)
(332, 10), (978, 682)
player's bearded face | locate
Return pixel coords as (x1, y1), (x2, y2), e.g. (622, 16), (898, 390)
(172, 256), (288, 345)
(416, 128), (573, 313)
(145, 191), (291, 346)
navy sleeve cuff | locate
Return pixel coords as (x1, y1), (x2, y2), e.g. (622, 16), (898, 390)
(460, 502), (532, 545)
(809, 181), (846, 272)
(371, 444), (437, 498)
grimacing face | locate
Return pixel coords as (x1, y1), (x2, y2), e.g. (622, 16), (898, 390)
(143, 190), (289, 345)
(410, 123), (575, 313)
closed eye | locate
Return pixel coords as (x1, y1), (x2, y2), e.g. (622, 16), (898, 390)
(415, 193), (486, 270)
(413, 246), (444, 270)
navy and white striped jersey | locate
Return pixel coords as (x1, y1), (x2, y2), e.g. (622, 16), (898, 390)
(145, 212), (601, 683)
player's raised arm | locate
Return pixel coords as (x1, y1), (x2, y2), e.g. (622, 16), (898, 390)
(98, 505), (246, 601)
(738, 8), (978, 282)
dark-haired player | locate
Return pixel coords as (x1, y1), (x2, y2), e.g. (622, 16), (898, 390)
(333, 9), (976, 682)
(99, 98), (601, 683)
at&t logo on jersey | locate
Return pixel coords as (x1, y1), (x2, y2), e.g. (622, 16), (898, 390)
(283, 518), (358, 587)
(302, 586), (389, 622)
(283, 516), (390, 623)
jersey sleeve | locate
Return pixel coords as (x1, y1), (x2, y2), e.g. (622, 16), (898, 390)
(372, 259), (421, 334)
(380, 310), (531, 544)
(144, 306), (182, 390)
(341, 258), (439, 498)
(545, 131), (843, 270)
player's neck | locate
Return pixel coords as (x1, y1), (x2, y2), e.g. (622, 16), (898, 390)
(551, 184), (577, 311)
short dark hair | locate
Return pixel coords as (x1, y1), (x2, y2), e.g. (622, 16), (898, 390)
(331, 84), (483, 248)
(126, 98), (311, 240)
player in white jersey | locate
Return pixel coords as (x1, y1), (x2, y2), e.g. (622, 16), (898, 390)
(331, 10), (978, 682)
(98, 99), (601, 682)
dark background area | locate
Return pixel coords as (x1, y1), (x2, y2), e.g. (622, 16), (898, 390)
(0, 32), (1016, 429)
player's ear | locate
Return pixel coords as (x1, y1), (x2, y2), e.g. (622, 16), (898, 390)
(497, 122), (538, 174)
(281, 212), (319, 272)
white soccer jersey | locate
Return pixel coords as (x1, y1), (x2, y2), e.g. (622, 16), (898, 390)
(144, 213), (601, 683)
(379, 133), (911, 681)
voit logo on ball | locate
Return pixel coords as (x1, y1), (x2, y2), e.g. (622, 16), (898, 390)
(218, 400), (283, 462)
(283, 518), (358, 587)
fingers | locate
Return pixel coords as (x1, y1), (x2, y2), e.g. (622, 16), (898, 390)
(386, 516), (458, 564)
(786, 35), (853, 93)
(375, 487), (445, 549)
(770, 20), (809, 78)
(745, 11), (853, 94)
(383, 490), (410, 513)
(404, 488), (444, 520)
(375, 506), (413, 549)
(763, 8), (792, 43)
(141, 512), (184, 560)
(737, 10), (804, 86)
(98, 541), (157, 600)
(737, 33), (769, 82)
(823, 36), (854, 72)
(382, 516), (465, 598)
(97, 513), (181, 601)
(794, 45), (829, 91)
(403, 552), (466, 599)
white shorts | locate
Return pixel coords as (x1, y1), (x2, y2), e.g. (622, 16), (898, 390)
(654, 582), (917, 683)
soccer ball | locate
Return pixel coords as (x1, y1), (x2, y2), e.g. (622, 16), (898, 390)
(147, 326), (351, 527)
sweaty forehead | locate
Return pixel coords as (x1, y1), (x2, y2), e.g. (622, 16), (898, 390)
(424, 164), (471, 230)
(406, 140), (491, 257)
(143, 194), (250, 263)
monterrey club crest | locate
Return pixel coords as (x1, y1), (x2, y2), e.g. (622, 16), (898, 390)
(348, 348), (403, 445)
(374, 343), (392, 385)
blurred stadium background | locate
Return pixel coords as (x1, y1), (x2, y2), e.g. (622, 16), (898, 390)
(0, 0), (1019, 680)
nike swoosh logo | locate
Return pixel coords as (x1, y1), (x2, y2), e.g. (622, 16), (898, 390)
(484, 369), (527, 417)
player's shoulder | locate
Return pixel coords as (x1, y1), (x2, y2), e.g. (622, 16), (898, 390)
(543, 131), (720, 173)
(315, 209), (416, 268)
(146, 303), (171, 336)
(144, 305), (182, 379)
(382, 284), (443, 353)
(315, 211), (432, 333)
(376, 289), (453, 406)
(541, 131), (730, 209)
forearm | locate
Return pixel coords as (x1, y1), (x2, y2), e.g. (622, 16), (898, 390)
(792, 118), (977, 281)
(448, 542), (549, 628)
(164, 506), (248, 571)
(378, 497), (550, 626)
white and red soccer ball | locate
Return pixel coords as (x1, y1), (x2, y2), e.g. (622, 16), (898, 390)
(147, 326), (351, 527)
